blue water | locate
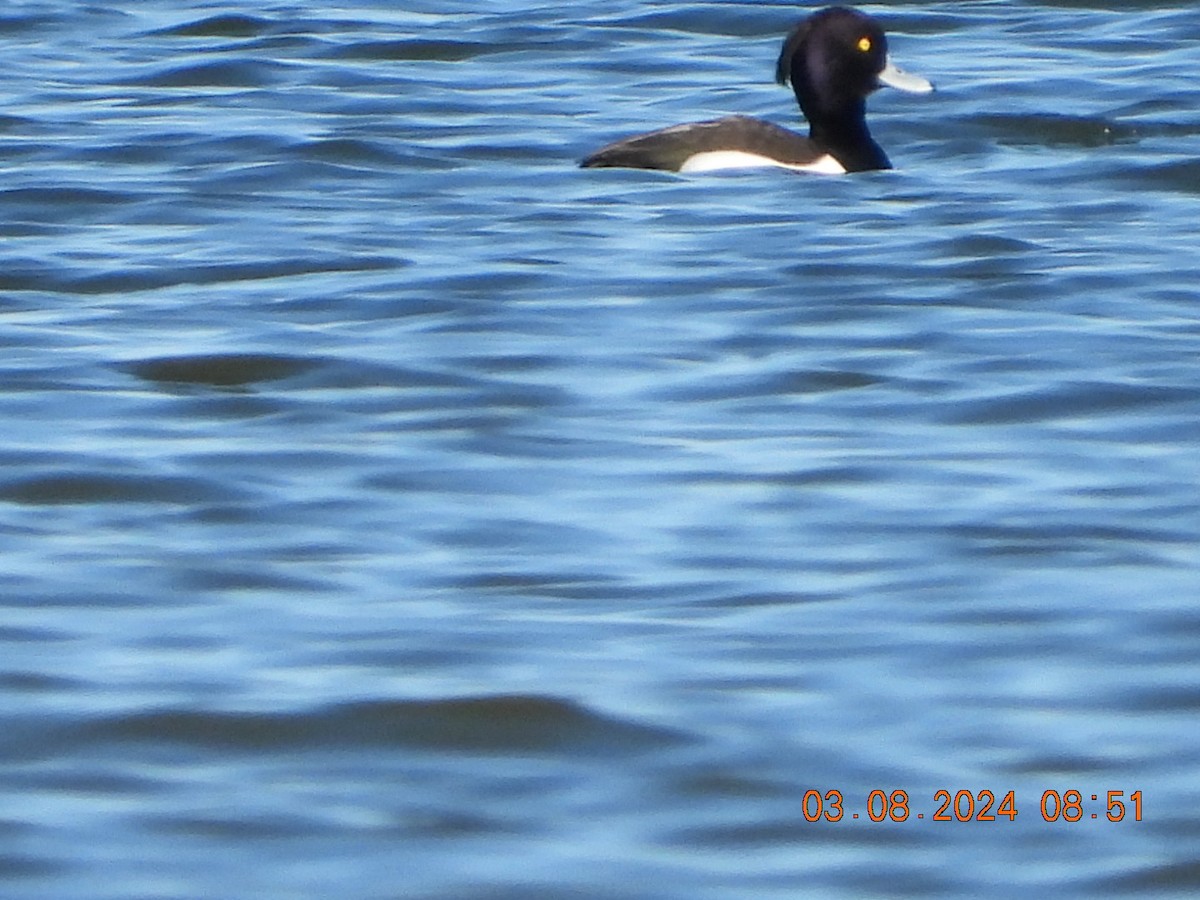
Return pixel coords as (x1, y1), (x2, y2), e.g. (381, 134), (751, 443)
(2, 2), (1199, 898)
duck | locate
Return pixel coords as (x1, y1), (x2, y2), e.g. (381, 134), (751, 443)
(580, 6), (933, 175)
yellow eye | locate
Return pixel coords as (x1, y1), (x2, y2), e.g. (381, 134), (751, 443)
(857, 36), (872, 52)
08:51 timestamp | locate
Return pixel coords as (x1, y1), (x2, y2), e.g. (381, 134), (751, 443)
(803, 789), (1143, 823)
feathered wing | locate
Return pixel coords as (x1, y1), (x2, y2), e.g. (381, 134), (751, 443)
(580, 116), (820, 171)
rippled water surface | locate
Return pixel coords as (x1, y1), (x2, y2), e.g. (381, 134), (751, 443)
(3, 1), (1200, 897)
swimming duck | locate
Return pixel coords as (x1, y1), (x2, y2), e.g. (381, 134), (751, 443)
(581, 6), (933, 174)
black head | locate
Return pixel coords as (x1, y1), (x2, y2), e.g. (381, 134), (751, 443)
(775, 7), (889, 123)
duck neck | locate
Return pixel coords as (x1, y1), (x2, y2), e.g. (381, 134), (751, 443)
(804, 103), (891, 173)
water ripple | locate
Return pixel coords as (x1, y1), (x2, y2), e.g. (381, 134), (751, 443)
(87, 695), (690, 756)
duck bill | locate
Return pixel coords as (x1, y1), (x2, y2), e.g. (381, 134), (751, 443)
(878, 57), (934, 94)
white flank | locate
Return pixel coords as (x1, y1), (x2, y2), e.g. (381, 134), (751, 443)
(679, 150), (845, 175)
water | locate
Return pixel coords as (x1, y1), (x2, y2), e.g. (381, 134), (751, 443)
(2, 1), (1199, 897)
